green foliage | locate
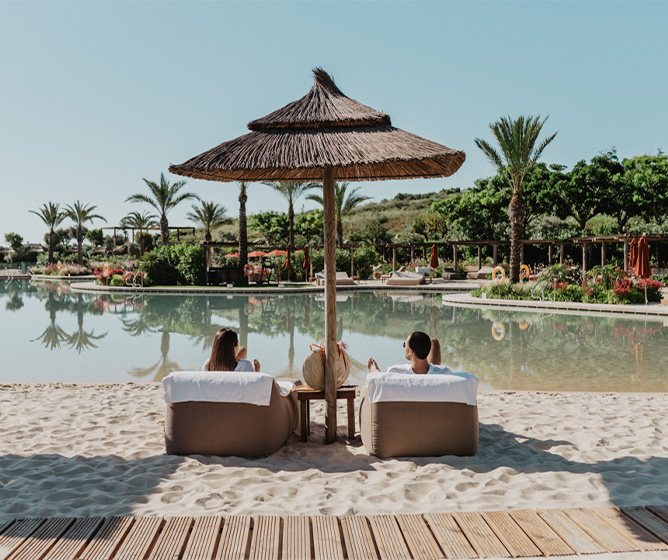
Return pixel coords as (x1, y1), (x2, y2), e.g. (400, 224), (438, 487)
(411, 212), (446, 240)
(295, 209), (324, 243)
(4, 232), (23, 251)
(347, 217), (391, 246)
(110, 274), (124, 287)
(248, 211), (289, 245)
(86, 229), (104, 247)
(139, 243), (205, 286)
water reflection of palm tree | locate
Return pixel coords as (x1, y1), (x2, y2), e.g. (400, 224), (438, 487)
(128, 330), (182, 382)
(119, 313), (158, 338)
(67, 294), (107, 354)
(31, 291), (70, 350)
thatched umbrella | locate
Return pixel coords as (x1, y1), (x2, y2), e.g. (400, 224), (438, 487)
(170, 68), (465, 443)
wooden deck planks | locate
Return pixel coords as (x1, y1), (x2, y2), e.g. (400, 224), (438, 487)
(7, 505), (668, 560)
(482, 510), (542, 558)
(623, 507), (668, 545)
(7, 517), (74, 560)
(79, 517), (134, 560)
(181, 516), (222, 560)
(340, 516), (378, 560)
(147, 516), (193, 560)
(0, 519), (46, 560)
(563, 508), (637, 553)
(311, 515), (344, 560)
(424, 513), (478, 559)
(367, 515), (412, 560)
(592, 507), (668, 552)
(215, 516), (251, 560)
(538, 509), (605, 555)
(114, 516), (162, 560)
(249, 516), (280, 560)
(452, 512), (510, 558)
(41, 518), (104, 560)
(282, 516), (311, 560)
(509, 510), (575, 557)
(395, 514), (443, 560)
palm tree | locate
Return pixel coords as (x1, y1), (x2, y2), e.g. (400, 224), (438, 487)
(186, 200), (228, 242)
(125, 173), (199, 244)
(475, 116), (557, 282)
(262, 181), (318, 250)
(120, 210), (158, 254)
(29, 202), (65, 264)
(238, 182), (249, 286)
(63, 201), (106, 265)
(307, 182), (371, 246)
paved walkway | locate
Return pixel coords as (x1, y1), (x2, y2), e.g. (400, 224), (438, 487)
(3, 506), (668, 559)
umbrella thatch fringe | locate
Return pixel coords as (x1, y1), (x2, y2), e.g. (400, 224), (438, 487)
(170, 126), (465, 182)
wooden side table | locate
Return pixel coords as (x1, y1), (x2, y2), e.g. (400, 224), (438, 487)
(295, 385), (358, 441)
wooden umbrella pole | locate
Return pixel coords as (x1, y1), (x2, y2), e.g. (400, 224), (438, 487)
(323, 167), (338, 444)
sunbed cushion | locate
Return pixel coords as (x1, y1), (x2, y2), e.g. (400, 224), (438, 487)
(163, 371), (287, 406)
(366, 372), (479, 406)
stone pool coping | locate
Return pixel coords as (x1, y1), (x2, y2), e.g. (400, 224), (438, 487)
(442, 291), (668, 317)
(66, 279), (481, 295)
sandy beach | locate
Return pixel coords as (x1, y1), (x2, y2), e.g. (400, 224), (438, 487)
(2, 383), (668, 522)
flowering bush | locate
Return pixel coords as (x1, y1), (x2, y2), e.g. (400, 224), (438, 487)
(93, 266), (125, 285)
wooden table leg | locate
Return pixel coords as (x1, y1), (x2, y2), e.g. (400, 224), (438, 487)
(300, 400), (308, 442)
(307, 401), (311, 435)
(347, 396), (355, 438)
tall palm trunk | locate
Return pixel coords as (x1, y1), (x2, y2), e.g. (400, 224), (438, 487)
(508, 193), (526, 283)
(160, 215), (169, 244)
(336, 218), (343, 248)
(76, 226), (84, 265)
(238, 187), (248, 286)
(287, 201), (294, 282)
(48, 229), (55, 264)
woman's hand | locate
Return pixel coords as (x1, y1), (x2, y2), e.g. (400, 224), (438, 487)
(253, 359), (261, 372)
(235, 346), (248, 360)
(367, 358), (381, 372)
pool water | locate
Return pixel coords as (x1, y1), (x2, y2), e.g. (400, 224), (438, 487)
(2, 281), (667, 392)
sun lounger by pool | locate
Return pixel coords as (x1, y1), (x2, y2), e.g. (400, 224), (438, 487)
(163, 371), (298, 458)
(441, 266), (465, 280)
(359, 372), (479, 458)
(386, 271), (425, 285)
(315, 271), (356, 285)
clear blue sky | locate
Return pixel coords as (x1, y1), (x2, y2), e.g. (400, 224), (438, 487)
(1, 0), (666, 244)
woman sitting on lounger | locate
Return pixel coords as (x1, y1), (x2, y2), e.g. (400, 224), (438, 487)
(202, 327), (261, 372)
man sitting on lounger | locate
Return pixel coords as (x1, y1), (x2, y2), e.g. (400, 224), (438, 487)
(367, 331), (452, 375)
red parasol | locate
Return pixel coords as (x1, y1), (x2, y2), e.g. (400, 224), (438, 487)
(265, 249), (287, 257)
(429, 244), (439, 269)
(629, 238), (638, 273)
(635, 237), (651, 280)
(247, 250), (267, 258)
(226, 251), (239, 258)
(303, 246), (310, 271)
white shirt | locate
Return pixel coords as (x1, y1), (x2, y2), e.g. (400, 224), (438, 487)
(201, 358), (255, 372)
(386, 363), (453, 375)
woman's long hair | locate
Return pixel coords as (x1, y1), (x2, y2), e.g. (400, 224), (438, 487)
(207, 328), (238, 371)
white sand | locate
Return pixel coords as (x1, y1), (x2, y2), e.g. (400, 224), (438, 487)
(2, 383), (668, 522)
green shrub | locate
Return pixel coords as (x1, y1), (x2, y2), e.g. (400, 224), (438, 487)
(110, 274), (124, 287)
(140, 243), (205, 286)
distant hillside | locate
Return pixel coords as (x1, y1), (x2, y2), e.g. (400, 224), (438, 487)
(345, 187), (461, 236)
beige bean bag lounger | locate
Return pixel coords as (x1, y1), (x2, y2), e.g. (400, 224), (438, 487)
(386, 271), (425, 286)
(163, 371), (298, 458)
(360, 372), (479, 458)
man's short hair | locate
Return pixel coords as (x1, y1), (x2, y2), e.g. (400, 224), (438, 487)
(408, 331), (431, 360)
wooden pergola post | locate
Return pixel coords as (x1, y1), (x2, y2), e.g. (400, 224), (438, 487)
(205, 246), (212, 269)
(477, 246), (482, 270)
(350, 246), (354, 276)
(520, 243), (525, 265)
(624, 239), (629, 271)
(582, 243), (588, 275)
(410, 244), (415, 263)
(560, 243), (565, 264)
(452, 244), (458, 271)
(548, 244), (553, 265)
(601, 242), (606, 266)
(322, 168), (338, 444)
(492, 243), (498, 266)
(392, 247), (397, 272)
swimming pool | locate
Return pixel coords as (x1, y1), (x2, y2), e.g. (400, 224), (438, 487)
(2, 280), (667, 391)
